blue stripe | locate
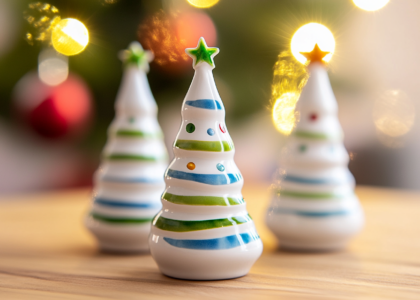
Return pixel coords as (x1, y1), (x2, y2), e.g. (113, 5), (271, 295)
(284, 175), (338, 184)
(185, 99), (223, 110)
(101, 176), (163, 184)
(94, 198), (161, 209)
(163, 232), (260, 250)
(273, 208), (352, 217)
(283, 174), (355, 185)
(167, 169), (242, 185)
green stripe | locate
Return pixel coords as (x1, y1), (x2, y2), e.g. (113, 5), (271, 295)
(115, 129), (163, 138)
(279, 190), (348, 199)
(162, 192), (244, 206)
(105, 153), (164, 161)
(154, 214), (252, 232)
(175, 140), (234, 152)
(91, 213), (153, 224)
(293, 131), (336, 140)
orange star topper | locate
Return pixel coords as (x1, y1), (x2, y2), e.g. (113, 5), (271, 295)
(300, 44), (330, 64)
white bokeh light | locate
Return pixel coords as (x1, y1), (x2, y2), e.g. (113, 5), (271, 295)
(38, 48), (68, 86)
(353, 0), (389, 11)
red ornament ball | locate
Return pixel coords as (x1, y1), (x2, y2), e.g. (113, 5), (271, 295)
(13, 72), (92, 139)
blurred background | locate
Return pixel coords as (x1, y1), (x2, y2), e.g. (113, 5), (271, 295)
(0, 0), (418, 196)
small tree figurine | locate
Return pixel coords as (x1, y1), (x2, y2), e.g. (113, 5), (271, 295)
(266, 44), (364, 251)
(149, 37), (263, 280)
(85, 42), (168, 253)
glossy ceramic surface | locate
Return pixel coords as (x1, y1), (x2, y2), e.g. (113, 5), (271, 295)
(149, 38), (263, 280)
(85, 42), (168, 253)
(266, 62), (364, 251)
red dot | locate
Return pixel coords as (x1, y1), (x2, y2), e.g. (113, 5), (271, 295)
(310, 113), (318, 121)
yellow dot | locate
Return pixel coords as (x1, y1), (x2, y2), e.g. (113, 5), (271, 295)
(187, 162), (196, 170)
(187, 0), (219, 8)
(353, 0), (389, 11)
(291, 23), (335, 64)
(52, 18), (89, 56)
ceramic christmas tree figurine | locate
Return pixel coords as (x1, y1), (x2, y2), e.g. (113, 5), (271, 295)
(266, 44), (364, 251)
(85, 42), (168, 253)
(149, 37), (263, 280)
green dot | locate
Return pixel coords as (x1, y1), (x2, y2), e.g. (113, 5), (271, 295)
(299, 145), (307, 152)
(186, 123), (195, 133)
(128, 117), (135, 124)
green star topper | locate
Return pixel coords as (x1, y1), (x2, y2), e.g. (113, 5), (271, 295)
(185, 37), (219, 69)
(119, 41), (154, 72)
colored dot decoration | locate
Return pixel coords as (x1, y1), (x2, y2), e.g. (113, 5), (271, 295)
(219, 123), (226, 133)
(310, 113), (318, 121)
(299, 145), (307, 152)
(128, 117), (135, 123)
(207, 128), (215, 136)
(216, 163), (225, 172)
(186, 123), (195, 133)
(187, 162), (196, 170)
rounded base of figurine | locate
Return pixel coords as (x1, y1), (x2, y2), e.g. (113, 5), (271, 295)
(85, 216), (151, 253)
(162, 271), (247, 281)
(149, 237), (263, 281)
(266, 209), (364, 252)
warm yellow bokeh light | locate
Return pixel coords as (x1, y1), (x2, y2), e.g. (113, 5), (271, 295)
(272, 92), (301, 135)
(52, 18), (89, 56)
(270, 51), (308, 135)
(353, 0), (389, 11)
(291, 23), (335, 64)
(187, 0), (219, 8)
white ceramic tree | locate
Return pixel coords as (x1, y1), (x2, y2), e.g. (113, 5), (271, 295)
(266, 45), (364, 251)
(149, 37), (263, 280)
(85, 42), (168, 253)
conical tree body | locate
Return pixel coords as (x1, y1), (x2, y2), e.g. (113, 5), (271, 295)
(85, 59), (168, 253)
(266, 62), (364, 251)
(149, 59), (262, 280)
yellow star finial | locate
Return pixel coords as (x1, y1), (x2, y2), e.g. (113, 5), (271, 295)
(300, 44), (330, 64)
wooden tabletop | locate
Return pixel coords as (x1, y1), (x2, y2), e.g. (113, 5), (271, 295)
(0, 185), (419, 299)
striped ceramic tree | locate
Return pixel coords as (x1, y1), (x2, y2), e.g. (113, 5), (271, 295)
(149, 37), (263, 280)
(266, 44), (364, 251)
(85, 42), (168, 253)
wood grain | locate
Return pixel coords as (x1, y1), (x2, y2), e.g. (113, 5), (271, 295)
(0, 186), (419, 299)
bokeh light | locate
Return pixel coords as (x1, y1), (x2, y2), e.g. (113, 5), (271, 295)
(272, 92), (301, 135)
(187, 0), (219, 8)
(24, 2), (61, 46)
(38, 48), (68, 86)
(175, 11), (216, 48)
(138, 11), (188, 67)
(99, 0), (120, 5)
(271, 51), (308, 135)
(373, 90), (415, 138)
(138, 10), (216, 71)
(291, 23), (335, 64)
(52, 18), (89, 56)
(353, 0), (389, 11)
(14, 72), (92, 139)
